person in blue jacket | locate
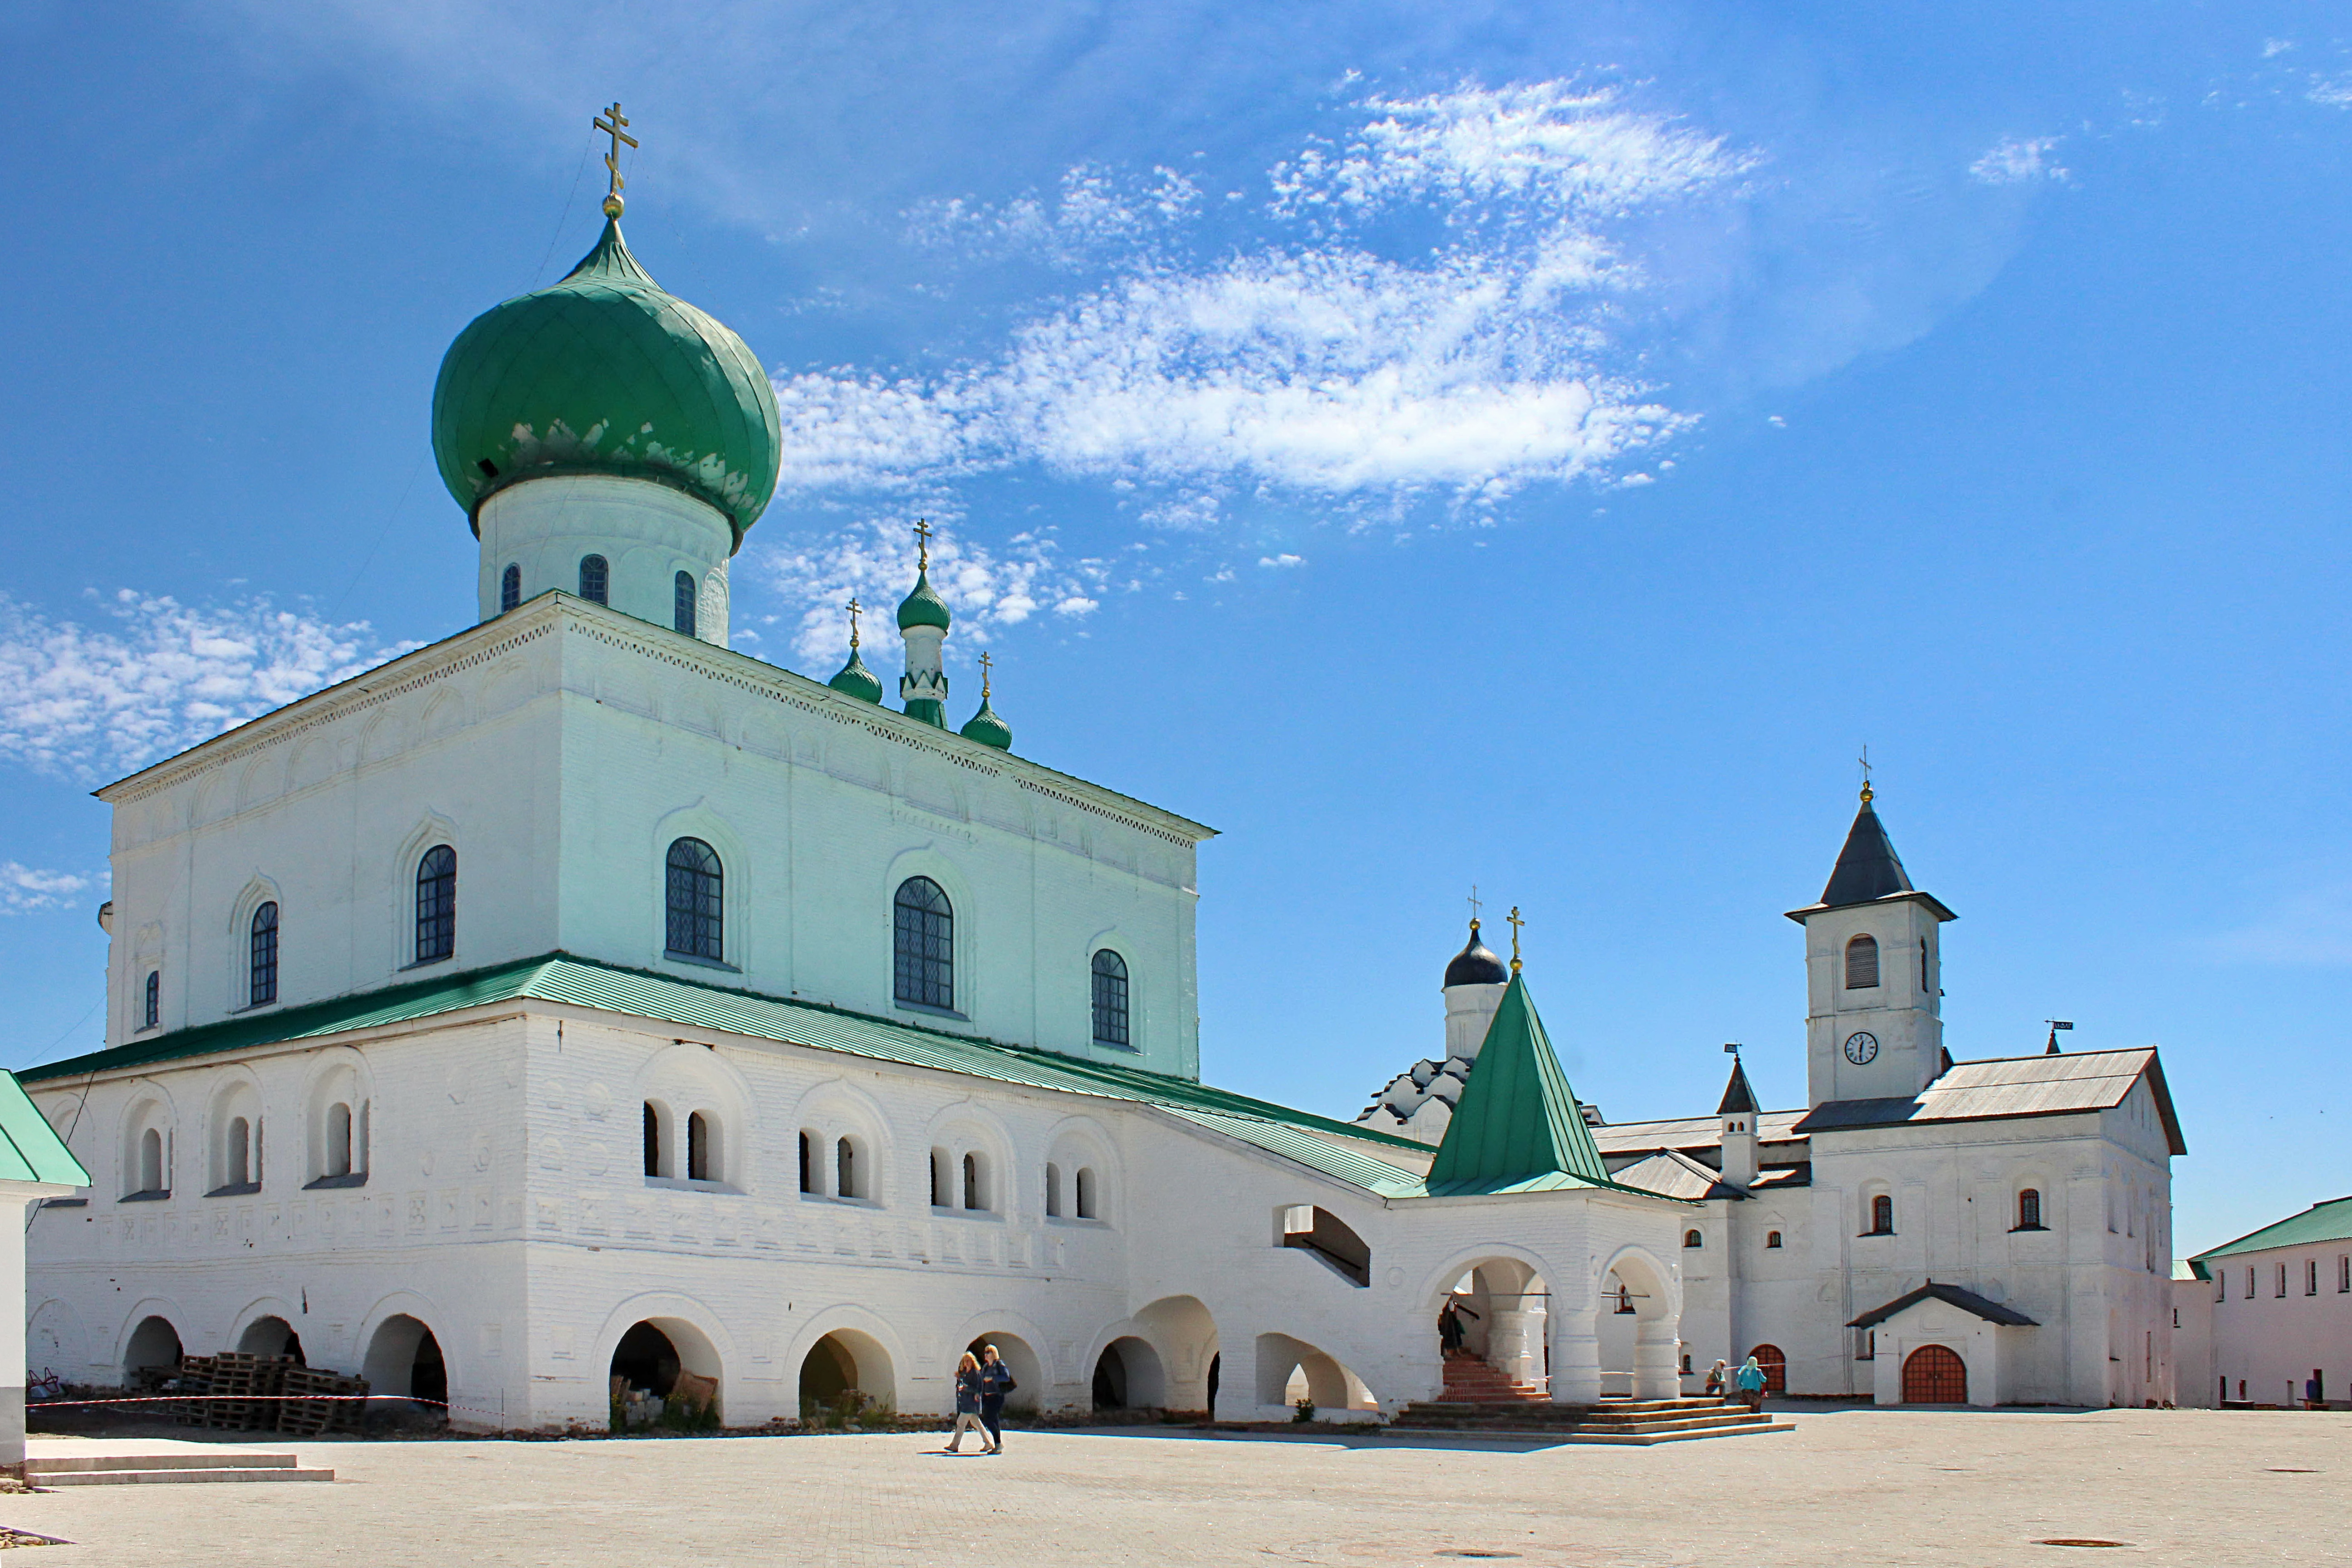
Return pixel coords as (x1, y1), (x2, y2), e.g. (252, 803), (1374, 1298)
(941, 1352), (988, 1453)
(1732, 1354), (1767, 1412)
(978, 1345), (1017, 1454)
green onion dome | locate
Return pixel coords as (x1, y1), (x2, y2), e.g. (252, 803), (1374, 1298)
(431, 218), (783, 543)
(828, 647), (884, 704)
(897, 568), (952, 632)
(959, 695), (1012, 751)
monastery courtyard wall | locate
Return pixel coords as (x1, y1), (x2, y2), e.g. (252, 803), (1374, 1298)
(3, 1406), (2340, 1566)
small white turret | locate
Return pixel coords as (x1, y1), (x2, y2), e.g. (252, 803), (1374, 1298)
(1718, 1051), (1760, 1190)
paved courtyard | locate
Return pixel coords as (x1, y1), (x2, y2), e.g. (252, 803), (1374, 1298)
(5, 1406), (2343, 1566)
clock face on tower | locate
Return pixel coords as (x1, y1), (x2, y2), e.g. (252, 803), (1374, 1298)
(1843, 1031), (1880, 1065)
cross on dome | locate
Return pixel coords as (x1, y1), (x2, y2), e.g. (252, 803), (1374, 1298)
(594, 102), (637, 218)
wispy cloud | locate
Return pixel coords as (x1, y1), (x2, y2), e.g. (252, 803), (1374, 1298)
(0, 591), (419, 783)
(768, 79), (1745, 510)
(1969, 135), (2068, 186)
(0, 863), (92, 915)
(2200, 887), (2352, 967)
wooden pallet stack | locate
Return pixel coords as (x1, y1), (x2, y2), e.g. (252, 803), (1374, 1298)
(169, 1356), (217, 1427)
(276, 1367), (370, 1436)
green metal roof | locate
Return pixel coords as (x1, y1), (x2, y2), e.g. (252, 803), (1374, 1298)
(897, 568), (952, 632)
(959, 696), (1012, 751)
(431, 218), (783, 540)
(827, 647), (884, 704)
(21, 954), (1437, 1186)
(1425, 974), (1625, 1197)
(2192, 1195), (2352, 1263)
(0, 1070), (90, 1187)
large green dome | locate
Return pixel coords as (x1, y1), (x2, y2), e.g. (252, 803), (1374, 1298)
(431, 219), (783, 542)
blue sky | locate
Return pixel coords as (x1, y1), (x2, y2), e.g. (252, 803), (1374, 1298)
(2, 1), (2348, 1253)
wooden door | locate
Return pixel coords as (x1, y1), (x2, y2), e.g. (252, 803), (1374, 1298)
(1747, 1344), (1786, 1395)
(1901, 1343), (1967, 1403)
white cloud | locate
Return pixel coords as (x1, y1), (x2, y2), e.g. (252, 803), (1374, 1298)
(2201, 887), (2352, 966)
(769, 79), (1740, 508)
(907, 164), (1203, 269)
(1969, 135), (2068, 186)
(1258, 554), (1304, 568)
(2308, 74), (2352, 110)
(755, 514), (1107, 668)
(0, 863), (93, 915)
(0, 591), (419, 783)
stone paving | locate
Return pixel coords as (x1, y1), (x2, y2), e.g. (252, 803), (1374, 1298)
(5, 1404), (2344, 1565)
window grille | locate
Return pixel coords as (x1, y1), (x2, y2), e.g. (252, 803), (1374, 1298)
(1091, 949), (1130, 1047)
(500, 564), (521, 612)
(2016, 1188), (2043, 1230)
(674, 572), (697, 636)
(415, 844), (456, 963)
(665, 838), (723, 960)
(143, 970), (159, 1030)
(249, 902), (279, 1006)
(1765, 1230), (1782, 1248)
(1683, 1229), (1703, 1249)
(578, 554), (608, 604)
(1869, 1194), (1894, 1235)
(1844, 934), (1880, 989)
(893, 877), (953, 1009)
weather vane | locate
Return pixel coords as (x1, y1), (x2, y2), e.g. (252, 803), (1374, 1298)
(594, 102), (637, 219)
(913, 518), (933, 571)
(845, 596), (862, 650)
(1858, 743), (1873, 805)
(1505, 906), (1524, 972)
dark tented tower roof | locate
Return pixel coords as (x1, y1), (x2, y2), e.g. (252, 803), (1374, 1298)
(1717, 1057), (1759, 1116)
(1819, 798), (1913, 908)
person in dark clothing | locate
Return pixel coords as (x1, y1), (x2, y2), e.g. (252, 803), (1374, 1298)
(978, 1345), (1016, 1454)
(942, 1352), (987, 1453)
(1438, 1299), (1480, 1356)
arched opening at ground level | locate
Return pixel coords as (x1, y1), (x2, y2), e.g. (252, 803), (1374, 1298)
(962, 1333), (1043, 1417)
(1595, 1250), (1678, 1401)
(610, 1318), (722, 1430)
(1902, 1343), (1967, 1404)
(1256, 1333), (1377, 1416)
(237, 1316), (304, 1362)
(123, 1315), (181, 1387)
(1439, 1258), (1549, 1396)
(1092, 1336), (1167, 1412)
(799, 1329), (894, 1423)
(362, 1315), (447, 1416)
(1132, 1295), (1219, 1414)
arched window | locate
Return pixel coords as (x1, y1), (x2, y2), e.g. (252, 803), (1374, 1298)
(1683, 1228), (1704, 1249)
(798, 1132), (814, 1194)
(249, 902), (279, 1006)
(642, 1104), (661, 1178)
(1091, 949), (1130, 1048)
(686, 1112), (711, 1182)
(835, 1136), (858, 1200)
(962, 1151), (983, 1211)
(2016, 1188), (2043, 1230)
(1075, 1166), (1098, 1220)
(665, 838), (723, 961)
(1869, 1194), (1895, 1235)
(142, 970), (159, 1031)
(1844, 934), (1879, 990)
(1044, 1162), (1062, 1217)
(930, 1148), (949, 1207)
(893, 877), (953, 1009)
(415, 844), (456, 964)
(138, 1127), (164, 1196)
(673, 572), (697, 636)
(325, 1103), (353, 1180)
(578, 554), (609, 604)
(500, 563), (521, 612)
(1765, 1230), (1783, 1249)
(227, 1117), (252, 1187)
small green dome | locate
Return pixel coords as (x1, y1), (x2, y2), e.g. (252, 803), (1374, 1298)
(431, 218), (783, 543)
(828, 647), (884, 704)
(897, 568), (952, 632)
(959, 696), (1012, 751)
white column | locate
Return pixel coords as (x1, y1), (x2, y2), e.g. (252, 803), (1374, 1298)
(1549, 1305), (1602, 1406)
(0, 1196), (29, 1468)
(1633, 1317), (1681, 1400)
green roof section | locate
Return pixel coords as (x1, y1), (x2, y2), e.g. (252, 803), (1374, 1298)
(2192, 1195), (2352, 1263)
(827, 647), (884, 704)
(20, 952), (1429, 1177)
(897, 568), (952, 632)
(960, 694), (1012, 751)
(1426, 974), (1617, 1196)
(0, 1070), (90, 1187)
(431, 217), (784, 542)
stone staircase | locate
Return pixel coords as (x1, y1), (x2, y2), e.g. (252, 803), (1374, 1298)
(26, 1452), (334, 1486)
(1391, 1393), (1792, 1446)
(1439, 1353), (1550, 1405)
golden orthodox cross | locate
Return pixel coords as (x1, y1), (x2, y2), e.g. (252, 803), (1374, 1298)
(1467, 885), (1482, 928)
(1505, 906), (1524, 971)
(978, 649), (994, 697)
(594, 103), (637, 217)
(1857, 743), (1873, 804)
(913, 518), (933, 570)
(845, 596), (862, 649)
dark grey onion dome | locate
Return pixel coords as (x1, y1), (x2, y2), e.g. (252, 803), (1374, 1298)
(1444, 920), (1508, 986)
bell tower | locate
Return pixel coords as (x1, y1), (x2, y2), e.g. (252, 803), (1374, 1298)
(1785, 784), (1955, 1108)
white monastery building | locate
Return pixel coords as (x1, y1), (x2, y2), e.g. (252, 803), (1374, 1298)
(2173, 1195), (2352, 1410)
(19, 145), (2186, 1428)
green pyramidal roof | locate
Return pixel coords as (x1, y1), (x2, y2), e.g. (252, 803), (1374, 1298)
(0, 1069), (89, 1187)
(1426, 973), (1615, 1195)
(431, 218), (783, 541)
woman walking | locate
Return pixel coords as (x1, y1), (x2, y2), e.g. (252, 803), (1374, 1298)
(978, 1345), (1016, 1455)
(942, 1352), (988, 1453)
(1732, 1354), (1767, 1413)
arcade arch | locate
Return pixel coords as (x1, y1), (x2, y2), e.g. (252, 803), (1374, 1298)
(362, 1314), (448, 1415)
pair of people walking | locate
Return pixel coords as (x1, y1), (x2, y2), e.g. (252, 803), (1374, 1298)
(942, 1346), (1017, 1454)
